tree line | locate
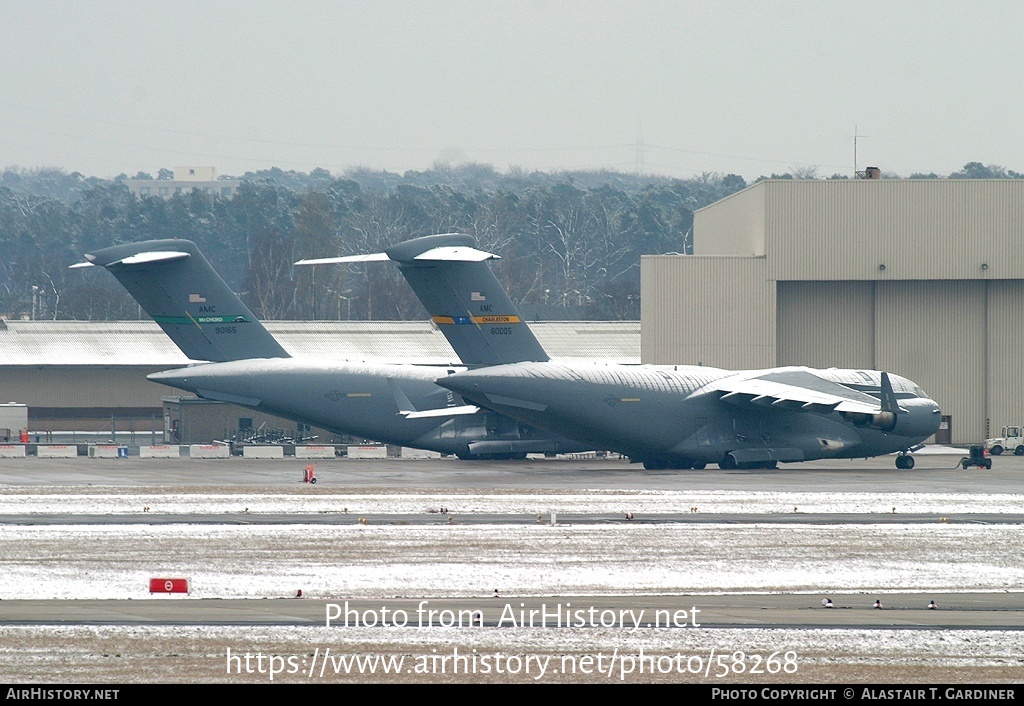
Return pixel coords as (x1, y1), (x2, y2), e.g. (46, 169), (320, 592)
(0, 161), (1014, 322)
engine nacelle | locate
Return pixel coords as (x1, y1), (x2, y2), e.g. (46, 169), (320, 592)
(841, 410), (896, 431)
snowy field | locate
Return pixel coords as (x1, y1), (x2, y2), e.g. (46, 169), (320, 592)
(3, 487), (1024, 515)
(3, 483), (1023, 682)
(2, 488), (1024, 599)
(2, 624), (1023, 683)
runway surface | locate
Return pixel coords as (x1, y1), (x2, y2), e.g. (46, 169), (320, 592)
(1, 451), (1023, 683)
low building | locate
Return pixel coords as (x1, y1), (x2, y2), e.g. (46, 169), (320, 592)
(0, 319), (639, 442)
(125, 166), (241, 200)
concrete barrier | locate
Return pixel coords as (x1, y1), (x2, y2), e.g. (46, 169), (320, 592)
(189, 444), (230, 459)
(296, 445), (336, 459)
(0, 445), (26, 458)
(140, 445), (181, 459)
(37, 445), (78, 458)
(400, 447), (442, 459)
(89, 445), (121, 458)
(347, 445), (387, 459)
(242, 445), (284, 459)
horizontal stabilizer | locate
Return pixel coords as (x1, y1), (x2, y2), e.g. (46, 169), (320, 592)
(400, 404), (481, 419)
(295, 245), (497, 266)
(119, 251), (191, 266)
(414, 245), (498, 262)
(294, 253), (391, 265)
(71, 250), (192, 269)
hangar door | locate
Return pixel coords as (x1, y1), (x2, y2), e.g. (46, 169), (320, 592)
(778, 280), (986, 444)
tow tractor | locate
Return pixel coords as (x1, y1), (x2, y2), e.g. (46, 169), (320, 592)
(985, 426), (1024, 456)
(960, 445), (992, 470)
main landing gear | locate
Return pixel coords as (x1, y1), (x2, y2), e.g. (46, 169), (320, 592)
(895, 452), (915, 470)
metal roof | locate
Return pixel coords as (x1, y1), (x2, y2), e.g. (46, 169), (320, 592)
(0, 320), (639, 366)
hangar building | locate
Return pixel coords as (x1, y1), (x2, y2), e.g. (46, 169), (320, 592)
(641, 177), (1024, 445)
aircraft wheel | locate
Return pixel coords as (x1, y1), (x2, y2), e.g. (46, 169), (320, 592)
(692, 463), (706, 470)
(991, 445), (1004, 456)
(719, 455), (737, 470)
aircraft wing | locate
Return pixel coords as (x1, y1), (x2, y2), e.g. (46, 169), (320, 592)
(711, 369), (899, 415)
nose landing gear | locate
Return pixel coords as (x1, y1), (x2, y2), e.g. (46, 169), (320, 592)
(895, 453), (915, 470)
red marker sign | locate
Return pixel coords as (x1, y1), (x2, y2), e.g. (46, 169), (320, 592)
(149, 578), (189, 594)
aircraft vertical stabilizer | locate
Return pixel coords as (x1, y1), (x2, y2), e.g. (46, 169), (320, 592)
(75, 239), (290, 362)
(297, 233), (549, 366)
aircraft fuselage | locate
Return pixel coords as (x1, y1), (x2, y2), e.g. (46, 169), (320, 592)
(148, 358), (589, 458)
(439, 362), (942, 468)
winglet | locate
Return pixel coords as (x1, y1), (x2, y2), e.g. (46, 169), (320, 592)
(879, 372), (906, 414)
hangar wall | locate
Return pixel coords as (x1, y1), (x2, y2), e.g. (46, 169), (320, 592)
(763, 180), (1024, 281)
(697, 179), (1024, 280)
(641, 256), (775, 370)
(776, 281), (874, 368)
(694, 185), (766, 256)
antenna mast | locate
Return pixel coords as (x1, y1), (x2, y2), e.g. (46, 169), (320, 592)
(853, 126), (870, 178)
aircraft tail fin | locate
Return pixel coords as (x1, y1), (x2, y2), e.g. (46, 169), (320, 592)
(74, 239), (290, 362)
(297, 233), (549, 366)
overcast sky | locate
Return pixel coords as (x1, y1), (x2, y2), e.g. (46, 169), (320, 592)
(2, 0), (1022, 181)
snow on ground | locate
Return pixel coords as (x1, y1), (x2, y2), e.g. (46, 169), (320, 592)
(2, 624), (1022, 683)
(1, 523), (1022, 599)
(2, 488), (1024, 515)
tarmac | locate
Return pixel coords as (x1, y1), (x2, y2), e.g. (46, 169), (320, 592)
(2, 450), (1023, 683)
